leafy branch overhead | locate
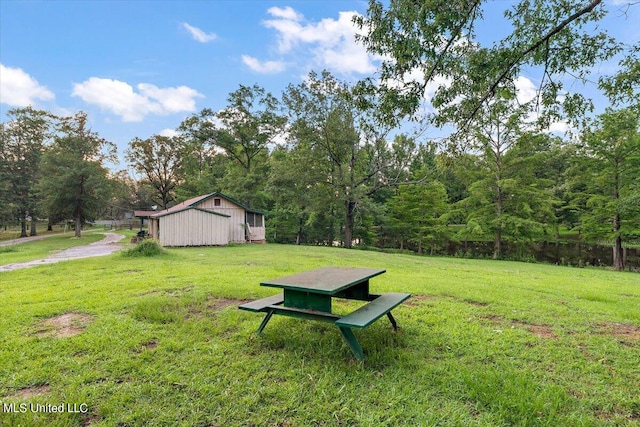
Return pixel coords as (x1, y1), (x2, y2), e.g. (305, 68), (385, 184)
(354, 0), (621, 129)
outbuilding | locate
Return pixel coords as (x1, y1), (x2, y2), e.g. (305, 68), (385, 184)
(135, 192), (266, 247)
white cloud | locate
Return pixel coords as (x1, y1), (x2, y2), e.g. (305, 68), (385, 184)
(0, 64), (55, 107)
(249, 7), (379, 76)
(158, 128), (179, 137)
(514, 76), (537, 105)
(72, 77), (203, 122)
(241, 55), (286, 74)
(266, 6), (303, 21)
(547, 121), (571, 134)
(182, 22), (217, 43)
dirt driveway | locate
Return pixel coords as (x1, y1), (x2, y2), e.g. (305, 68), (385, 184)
(0, 232), (125, 273)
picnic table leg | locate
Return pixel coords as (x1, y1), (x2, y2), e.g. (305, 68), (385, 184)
(257, 309), (275, 334)
(386, 312), (399, 331)
(338, 327), (364, 361)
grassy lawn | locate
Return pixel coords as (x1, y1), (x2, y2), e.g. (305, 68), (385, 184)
(0, 243), (638, 426)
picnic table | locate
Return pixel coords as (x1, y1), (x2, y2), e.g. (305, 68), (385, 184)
(239, 267), (411, 360)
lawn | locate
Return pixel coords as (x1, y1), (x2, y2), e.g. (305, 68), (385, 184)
(0, 243), (638, 426)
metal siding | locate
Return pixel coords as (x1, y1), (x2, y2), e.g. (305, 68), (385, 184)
(196, 198), (247, 243)
(159, 210), (229, 247)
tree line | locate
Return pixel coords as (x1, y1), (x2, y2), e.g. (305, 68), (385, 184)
(1, 0), (639, 270)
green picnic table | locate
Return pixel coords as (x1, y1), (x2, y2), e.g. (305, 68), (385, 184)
(239, 267), (411, 360)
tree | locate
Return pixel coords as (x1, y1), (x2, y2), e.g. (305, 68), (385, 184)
(452, 96), (558, 259)
(0, 107), (53, 237)
(39, 112), (115, 238)
(570, 108), (640, 270)
(106, 170), (139, 219)
(354, 0), (619, 130)
(389, 180), (449, 254)
(126, 135), (185, 210)
(176, 116), (229, 199)
(282, 71), (405, 248)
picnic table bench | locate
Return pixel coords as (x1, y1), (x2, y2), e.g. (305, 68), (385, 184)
(239, 267), (411, 360)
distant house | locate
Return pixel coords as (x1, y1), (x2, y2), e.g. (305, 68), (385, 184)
(134, 192), (266, 247)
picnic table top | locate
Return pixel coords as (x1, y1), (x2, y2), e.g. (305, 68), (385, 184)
(260, 266), (385, 295)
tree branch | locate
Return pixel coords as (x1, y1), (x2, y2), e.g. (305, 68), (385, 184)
(466, 0), (602, 123)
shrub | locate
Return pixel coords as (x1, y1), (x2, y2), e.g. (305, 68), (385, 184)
(121, 239), (165, 257)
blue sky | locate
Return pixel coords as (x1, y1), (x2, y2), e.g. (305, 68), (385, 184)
(1, 1), (638, 170)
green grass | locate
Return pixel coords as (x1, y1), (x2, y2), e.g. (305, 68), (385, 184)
(0, 232), (108, 266)
(0, 244), (638, 426)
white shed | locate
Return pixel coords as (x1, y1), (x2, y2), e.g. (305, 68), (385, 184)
(152, 207), (230, 247)
(143, 192), (266, 247)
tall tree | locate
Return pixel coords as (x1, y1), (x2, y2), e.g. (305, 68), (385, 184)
(389, 180), (449, 254)
(454, 98), (558, 258)
(126, 135), (185, 210)
(176, 116), (228, 199)
(570, 108), (640, 270)
(0, 107), (53, 237)
(39, 112), (115, 237)
(282, 71), (402, 248)
(178, 85), (285, 207)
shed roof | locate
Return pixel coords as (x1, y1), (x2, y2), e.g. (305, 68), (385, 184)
(137, 192), (265, 219)
(151, 206), (231, 219)
(197, 192), (266, 215)
(134, 210), (158, 218)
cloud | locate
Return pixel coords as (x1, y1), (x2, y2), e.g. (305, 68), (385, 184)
(266, 6), (303, 21)
(246, 7), (379, 76)
(182, 22), (217, 43)
(0, 64), (55, 107)
(241, 55), (286, 74)
(158, 128), (180, 137)
(514, 76), (537, 105)
(72, 77), (203, 122)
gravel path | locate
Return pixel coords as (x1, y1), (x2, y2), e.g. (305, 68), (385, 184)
(0, 232), (125, 272)
(0, 233), (60, 247)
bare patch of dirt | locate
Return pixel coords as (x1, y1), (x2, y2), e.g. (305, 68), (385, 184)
(482, 315), (556, 339)
(466, 300), (489, 306)
(404, 294), (439, 306)
(517, 321), (556, 339)
(34, 312), (93, 338)
(133, 339), (158, 353)
(599, 322), (640, 344)
(7, 385), (50, 399)
(208, 297), (244, 311)
(81, 413), (102, 426)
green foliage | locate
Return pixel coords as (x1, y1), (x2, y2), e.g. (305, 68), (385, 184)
(568, 107), (640, 269)
(38, 112), (115, 238)
(121, 239), (166, 257)
(0, 107), (53, 236)
(355, 0), (619, 129)
(126, 135), (185, 210)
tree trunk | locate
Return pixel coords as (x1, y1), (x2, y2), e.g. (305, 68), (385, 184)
(75, 215), (82, 238)
(493, 183), (503, 259)
(30, 218), (37, 236)
(494, 219), (502, 259)
(344, 200), (356, 249)
(296, 216), (304, 245)
(613, 227), (624, 271)
(20, 209), (27, 238)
